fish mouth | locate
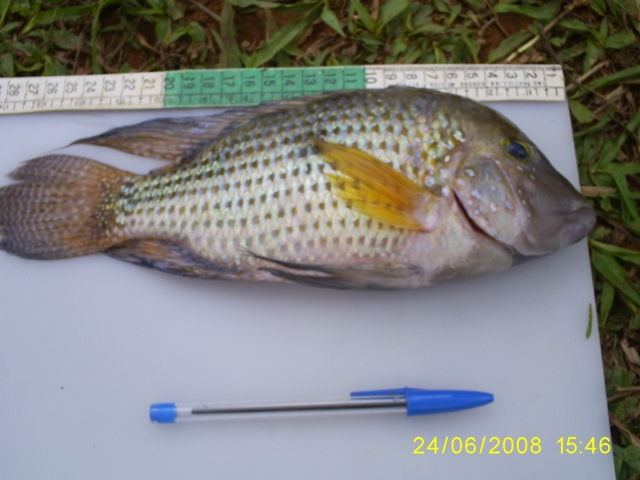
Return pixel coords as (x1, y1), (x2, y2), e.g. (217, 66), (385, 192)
(555, 204), (596, 247)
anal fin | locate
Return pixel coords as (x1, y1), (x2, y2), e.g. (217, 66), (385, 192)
(106, 239), (241, 279)
(251, 252), (423, 290)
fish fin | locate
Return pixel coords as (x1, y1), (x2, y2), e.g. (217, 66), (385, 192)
(314, 140), (444, 231)
(251, 252), (422, 290)
(74, 115), (236, 162)
(0, 155), (134, 259)
(75, 95), (334, 163)
(106, 239), (242, 279)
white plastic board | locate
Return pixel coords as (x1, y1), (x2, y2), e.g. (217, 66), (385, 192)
(0, 100), (614, 479)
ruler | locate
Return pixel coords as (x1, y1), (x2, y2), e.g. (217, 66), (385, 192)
(0, 65), (565, 115)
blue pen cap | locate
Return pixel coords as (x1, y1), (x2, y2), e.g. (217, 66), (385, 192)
(150, 403), (178, 423)
(404, 388), (494, 416)
(351, 387), (493, 416)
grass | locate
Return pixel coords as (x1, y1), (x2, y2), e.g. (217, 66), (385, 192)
(1, 0), (639, 476)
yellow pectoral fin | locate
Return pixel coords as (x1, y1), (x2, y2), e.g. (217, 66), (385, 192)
(315, 139), (443, 231)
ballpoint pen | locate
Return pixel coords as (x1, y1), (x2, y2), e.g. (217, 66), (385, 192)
(150, 387), (494, 423)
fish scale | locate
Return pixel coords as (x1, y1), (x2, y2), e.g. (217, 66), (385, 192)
(115, 90), (462, 274)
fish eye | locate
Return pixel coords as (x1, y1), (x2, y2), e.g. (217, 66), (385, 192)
(504, 140), (531, 161)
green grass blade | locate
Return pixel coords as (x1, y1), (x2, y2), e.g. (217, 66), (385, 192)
(494, 0), (560, 21)
(599, 280), (615, 326)
(604, 31), (635, 49)
(164, 0), (184, 20)
(37, 5), (97, 26)
(569, 100), (595, 124)
(591, 249), (640, 310)
(611, 171), (640, 221)
(487, 31), (531, 63)
(227, 0), (281, 7)
(321, 4), (345, 37)
(558, 18), (601, 42)
(623, 445), (640, 471)
(591, 240), (640, 268)
(377, 0), (410, 33)
(573, 64), (640, 98)
(91, 0), (105, 75)
(0, 51), (14, 76)
(0, 0), (8, 27)
(351, 0), (376, 33)
(221, 0), (242, 68)
(574, 115), (612, 137)
(246, 2), (322, 68)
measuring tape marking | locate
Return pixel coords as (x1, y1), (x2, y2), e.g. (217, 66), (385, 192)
(0, 72), (165, 113)
(161, 66), (366, 107)
(362, 65), (565, 101)
(0, 65), (565, 115)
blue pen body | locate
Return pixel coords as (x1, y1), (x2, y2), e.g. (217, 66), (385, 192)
(150, 387), (493, 423)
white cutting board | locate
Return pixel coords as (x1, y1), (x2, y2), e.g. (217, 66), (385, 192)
(0, 99), (614, 479)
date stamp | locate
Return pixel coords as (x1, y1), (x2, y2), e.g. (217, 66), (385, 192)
(412, 436), (612, 455)
(413, 436), (542, 455)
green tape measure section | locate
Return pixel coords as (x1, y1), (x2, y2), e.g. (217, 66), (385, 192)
(163, 67), (366, 108)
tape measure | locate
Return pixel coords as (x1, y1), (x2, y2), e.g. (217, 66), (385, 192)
(0, 64), (565, 115)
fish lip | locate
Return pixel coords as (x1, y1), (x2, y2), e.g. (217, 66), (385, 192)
(567, 205), (596, 229)
(514, 201), (596, 255)
(562, 204), (596, 245)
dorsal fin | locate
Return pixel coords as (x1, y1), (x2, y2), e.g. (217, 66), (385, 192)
(74, 94), (335, 164)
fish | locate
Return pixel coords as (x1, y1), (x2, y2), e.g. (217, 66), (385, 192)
(0, 87), (595, 290)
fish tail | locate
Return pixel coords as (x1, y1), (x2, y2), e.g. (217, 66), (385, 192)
(0, 155), (134, 259)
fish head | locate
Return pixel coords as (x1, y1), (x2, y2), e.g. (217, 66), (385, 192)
(450, 109), (595, 256)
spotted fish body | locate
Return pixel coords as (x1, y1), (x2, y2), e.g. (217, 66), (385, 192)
(0, 88), (595, 289)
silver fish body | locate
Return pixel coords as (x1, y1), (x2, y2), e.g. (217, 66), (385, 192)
(0, 88), (595, 289)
